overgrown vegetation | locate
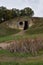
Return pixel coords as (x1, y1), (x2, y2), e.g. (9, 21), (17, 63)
(6, 38), (43, 56)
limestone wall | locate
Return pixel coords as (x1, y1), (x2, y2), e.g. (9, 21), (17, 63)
(6, 17), (34, 30)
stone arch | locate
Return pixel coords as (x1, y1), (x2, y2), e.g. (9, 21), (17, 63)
(17, 20), (29, 30)
(17, 21), (24, 30)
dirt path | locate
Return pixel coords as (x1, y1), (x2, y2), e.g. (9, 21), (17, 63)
(0, 30), (26, 49)
(12, 30), (27, 36)
(0, 43), (10, 49)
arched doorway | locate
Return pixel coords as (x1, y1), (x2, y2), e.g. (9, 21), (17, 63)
(24, 21), (28, 30)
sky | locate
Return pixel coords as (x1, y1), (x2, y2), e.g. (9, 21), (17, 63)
(0, 0), (43, 17)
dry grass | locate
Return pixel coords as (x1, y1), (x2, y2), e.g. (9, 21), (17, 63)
(7, 37), (43, 55)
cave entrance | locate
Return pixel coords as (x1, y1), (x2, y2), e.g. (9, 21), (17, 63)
(24, 21), (28, 30)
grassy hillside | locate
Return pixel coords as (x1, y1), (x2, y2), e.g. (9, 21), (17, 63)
(0, 21), (20, 37)
(0, 17), (43, 42)
(25, 17), (43, 35)
(31, 17), (43, 28)
(0, 17), (43, 65)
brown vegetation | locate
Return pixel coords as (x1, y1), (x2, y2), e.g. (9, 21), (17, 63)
(6, 37), (43, 55)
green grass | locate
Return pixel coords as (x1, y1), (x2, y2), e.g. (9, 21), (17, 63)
(0, 33), (43, 42)
(0, 50), (43, 65)
(0, 25), (43, 42)
(0, 24), (43, 43)
(26, 27), (43, 35)
(0, 61), (43, 65)
(0, 49), (32, 57)
(0, 49), (43, 57)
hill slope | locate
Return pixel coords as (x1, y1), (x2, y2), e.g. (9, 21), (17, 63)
(0, 21), (20, 37)
(0, 17), (43, 40)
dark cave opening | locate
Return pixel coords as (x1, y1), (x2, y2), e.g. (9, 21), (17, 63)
(24, 21), (28, 30)
(19, 21), (23, 25)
